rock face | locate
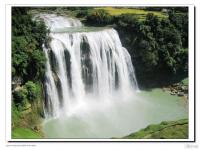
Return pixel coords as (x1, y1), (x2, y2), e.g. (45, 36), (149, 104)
(121, 119), (188, 139)
(12, 76), (23, 91)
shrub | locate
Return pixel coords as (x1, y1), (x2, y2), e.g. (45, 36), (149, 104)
(86, 9), (113, 25)
(13, 87), (28, 107)
(25, 81), (40, 103)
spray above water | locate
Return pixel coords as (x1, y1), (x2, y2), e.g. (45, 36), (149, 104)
(39, 14), (139, 118)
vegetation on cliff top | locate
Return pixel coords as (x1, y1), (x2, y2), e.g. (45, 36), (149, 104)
(94, 7), (167, 20)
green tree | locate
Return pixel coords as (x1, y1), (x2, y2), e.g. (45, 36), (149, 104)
(168, 10), (188, 47)
(13, 87), (28, 108)
(12, 7), (48, 111)
(25, 81), (40, 103)
(28, 50), (46, 80)
(86, 9), (113, 25)
(12, 7), (48, 82)
(114, 12), (187, 86)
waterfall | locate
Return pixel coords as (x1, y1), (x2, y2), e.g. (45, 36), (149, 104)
(39, 14), (139, 118)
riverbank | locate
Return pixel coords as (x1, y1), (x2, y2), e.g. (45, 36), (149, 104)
(12, 128), (42, 139)
(12, 115), (44, 139)
(118, 84), (189, 139)
(122, 119), (188, 139)
(12, 103), (44, 139)
(162, 78), (188, 96)
(162, 78), (188, 108)
(12, 86), (188, 139)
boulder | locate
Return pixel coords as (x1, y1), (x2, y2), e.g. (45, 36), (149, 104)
(178, 92), (184, 97)
(170, 92), (176, 95)
(34, 126), (39, 132)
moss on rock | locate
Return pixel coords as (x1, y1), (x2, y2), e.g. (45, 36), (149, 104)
(122, 119), (188, 139)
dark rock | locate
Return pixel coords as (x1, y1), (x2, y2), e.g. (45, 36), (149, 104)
(174, 89), (178, 94)
(34, 126), (39, 132)
(170, 92), (176, 95)
(172, 83), (179, 87)
(182, 86), (188, 93)
(178, 92), (184, 97)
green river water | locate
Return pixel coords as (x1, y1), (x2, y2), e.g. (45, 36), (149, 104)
(43, 88), (188, 139)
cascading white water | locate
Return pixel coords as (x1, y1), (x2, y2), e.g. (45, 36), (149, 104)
(39, 14), (139, 118)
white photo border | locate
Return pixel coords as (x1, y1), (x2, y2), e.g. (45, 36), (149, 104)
(5, 4), (195, 142)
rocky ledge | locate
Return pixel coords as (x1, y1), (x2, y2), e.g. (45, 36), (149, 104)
(162, 82), (188, 98)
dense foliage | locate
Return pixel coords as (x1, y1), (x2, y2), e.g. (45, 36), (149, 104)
(143, 7), (188, 13)
(83, 8), (188, 87)
(12, 7), (48, 82)
(85, 9), (113, 25)
(116, 13), (188, 87)
(13, 87), (28, 108)
(12, 7), (48, 117)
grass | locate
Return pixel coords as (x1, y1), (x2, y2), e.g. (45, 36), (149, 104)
(12, 109), (44, 139)
(94, 7), (167, 20)
(30, 7), (168, 22)
(181, 78), (188, 86)
(122, 119), (188, 139)
(12, 128), (42, 139)
(11, 97), (44, 139)
(11, 110), (44, 139)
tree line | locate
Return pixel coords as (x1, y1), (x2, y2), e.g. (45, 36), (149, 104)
(81, 8), (188, 87)
(12, 7), (48, 112)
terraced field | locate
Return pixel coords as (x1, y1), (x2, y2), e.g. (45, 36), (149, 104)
(94, 7), (168, 20)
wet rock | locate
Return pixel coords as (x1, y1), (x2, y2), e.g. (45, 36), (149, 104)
(178, 92), (184, 97)
(170, 92), (176, 95)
